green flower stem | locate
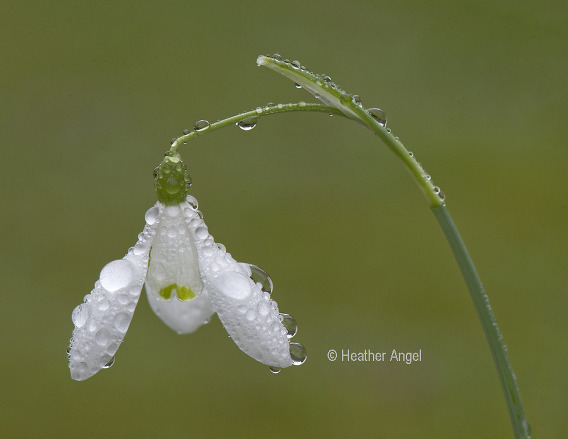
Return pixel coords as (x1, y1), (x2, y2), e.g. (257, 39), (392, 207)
(365, 115), (530, 438)
(175, 55), (529, 437)
(256, 55), (444, 208)
(256, 54), (529, 438)
(349, 104), (445, 207)
(170, 102), (343, 151)
(433, 205), (530, 439)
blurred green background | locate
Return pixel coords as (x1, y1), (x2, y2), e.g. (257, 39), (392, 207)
(1, 0), (566, 437)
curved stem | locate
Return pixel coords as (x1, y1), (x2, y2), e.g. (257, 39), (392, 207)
(174, 55), (530, 437)
(433, 205), (530, 439)
(256, 55), (445, 208)
(170, 102), (344, 151)
(256, 54), (530, 438)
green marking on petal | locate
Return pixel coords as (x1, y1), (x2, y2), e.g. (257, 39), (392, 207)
(159, 283), (196, 301)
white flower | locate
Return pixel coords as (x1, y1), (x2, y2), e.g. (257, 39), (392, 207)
(68, 152), (306, 381)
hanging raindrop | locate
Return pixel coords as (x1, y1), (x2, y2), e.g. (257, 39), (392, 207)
(237, 116), (259, 131)
(295, 83), (302, 89)
(71, 304), (89, 328)
(289, 342), (307, 365)
(186, 195), (198, 209)
(182, 129), (190, 135)
(248, 264), (273, 294)
(279, 313), (297, 338)
(194, 120), (210, 131)
(269, 366), (281, 374)
(367, 108), (387, 126)
(103, 356), (115, 369)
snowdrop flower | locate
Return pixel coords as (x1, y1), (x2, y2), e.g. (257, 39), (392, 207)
(68, 151), (306, 381)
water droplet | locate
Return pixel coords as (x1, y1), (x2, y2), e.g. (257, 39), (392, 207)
(182, 128), (190, 135)
(294, 83), (302, 89)
(433, 186), (445, 201)
(248, 264), (273, 294)
(114, 313), (130, 333)
(145, 206), (160, 225)
(216, 272), (253, 300)
(408, 151), (414, 157)
(194, 120), (210, 131)
(386, 128), (391, 133)
(323, 75), (332, 83)
(367, 108), (387, 126)
(299, 101), (306, 107)
(100, 259), (135, 293)
(291, 60), (301, 68)
(279, 313), (297, 338)
(289, 342), (307, 365)
(258, 301), (270, 316)
(272, 53), (282, 60)
(195, 226), (208, 239)
(72, 304), (89, 328)
(269, 366), (281, 374)
(237, 116), (258, 131)
(66, 346), (71, 355)
(95, 329), (110, 346)
(98, 299), (110, 311)
(170, 137), (177, 145)
(352, 95), (362, 105)
(245, 309), (256, 321)
(103, 356), (115, 368)
(186, 195), (198, 209)
(340, 92), (351, 103)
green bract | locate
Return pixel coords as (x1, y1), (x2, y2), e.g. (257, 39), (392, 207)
(154, 151), (192, 205)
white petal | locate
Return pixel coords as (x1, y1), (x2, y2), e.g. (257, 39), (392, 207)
(146, 288), (214, 334)
(209, 271), (293, 368)
(181, 198), (294, 368)
(146, 204), (203, 301)
(145, 202), (215, 332)
(67, 205), (158, 381)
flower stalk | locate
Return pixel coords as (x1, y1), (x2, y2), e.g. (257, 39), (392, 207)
(167, 54), (530, 438)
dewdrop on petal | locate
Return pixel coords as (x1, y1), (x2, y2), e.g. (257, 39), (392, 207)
(67, 151), (305, 380)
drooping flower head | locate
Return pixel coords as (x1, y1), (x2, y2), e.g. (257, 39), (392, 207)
(68, 152), (306, 381)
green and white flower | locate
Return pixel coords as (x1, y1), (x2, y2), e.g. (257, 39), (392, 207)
(68, 151), (305, 381)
